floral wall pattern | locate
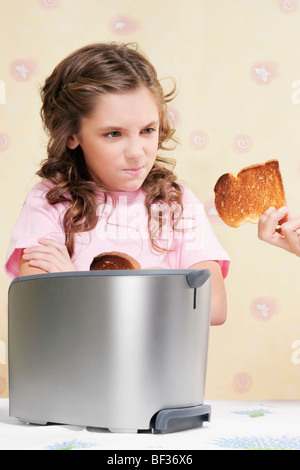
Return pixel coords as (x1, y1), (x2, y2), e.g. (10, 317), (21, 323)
(1, 0), (300, 400)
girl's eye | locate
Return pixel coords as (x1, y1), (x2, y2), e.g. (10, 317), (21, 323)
(142, 127), (156, 135)
(105, 131), (120, 139)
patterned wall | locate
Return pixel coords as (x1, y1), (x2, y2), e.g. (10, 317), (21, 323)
(1, 0), (300, 400)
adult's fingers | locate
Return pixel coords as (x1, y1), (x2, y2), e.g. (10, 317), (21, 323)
(279, 217), (300, 256)
(258, 207), (287, 241)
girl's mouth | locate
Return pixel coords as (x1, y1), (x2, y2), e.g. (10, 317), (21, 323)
(123, 166), (144, 176)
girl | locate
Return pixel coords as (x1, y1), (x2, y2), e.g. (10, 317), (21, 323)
(5, 42), (230, 325)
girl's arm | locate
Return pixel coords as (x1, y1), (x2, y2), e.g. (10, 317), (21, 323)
(19, 238), (75, 276)
(189, 260), (227, 326)
(19, 256), (49, 276)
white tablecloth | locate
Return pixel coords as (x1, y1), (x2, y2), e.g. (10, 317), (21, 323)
(1, 399), (300, 450)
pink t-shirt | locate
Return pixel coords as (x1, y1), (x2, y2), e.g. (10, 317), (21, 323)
(5, 180), (230, 278)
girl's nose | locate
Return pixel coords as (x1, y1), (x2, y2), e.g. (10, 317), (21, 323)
(125, 136), (144, 161)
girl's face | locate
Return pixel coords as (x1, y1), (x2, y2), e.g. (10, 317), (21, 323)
(68, 86), (160, 192)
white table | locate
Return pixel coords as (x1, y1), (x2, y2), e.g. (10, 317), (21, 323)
(1, 399), (300, 450)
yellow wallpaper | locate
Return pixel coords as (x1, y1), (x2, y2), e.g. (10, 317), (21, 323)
(1, 0), (300, 400)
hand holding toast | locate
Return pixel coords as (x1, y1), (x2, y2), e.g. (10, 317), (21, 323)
(214, 159), (300, 256)
(258, 207), (300, 256)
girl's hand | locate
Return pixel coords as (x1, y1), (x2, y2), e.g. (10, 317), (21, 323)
(258, 206), (300, 256)
(189, 260), (227, 326)
(22, 238), (76, 273)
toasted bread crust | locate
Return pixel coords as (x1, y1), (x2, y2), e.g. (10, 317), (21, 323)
(90, 251), (141, 270)
(214, 159), (286, 228)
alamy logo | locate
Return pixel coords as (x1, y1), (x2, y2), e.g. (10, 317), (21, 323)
(95, 197), (206, 249)
(0, 340), (6, 365)
(291, 80), (300, 104)
(0, 80), (5, 104)
(291, 339), (300, 365)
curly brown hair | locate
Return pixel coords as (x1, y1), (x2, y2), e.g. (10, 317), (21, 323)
(37, 42), (182, 256)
